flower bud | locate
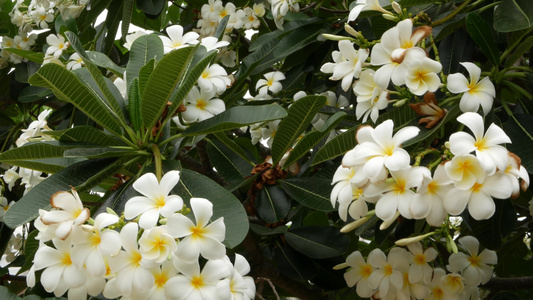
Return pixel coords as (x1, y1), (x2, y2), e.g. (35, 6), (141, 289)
(340, 216), (370, 233)
(392, 1), (402, 14)
(344, 24), (362, 39)
(379, 211), (399, 230)
(322, 33), (353, 41)
(395, 231), (436, 246)
(382, 13), (399, 22)
(393, 99), (408, 107)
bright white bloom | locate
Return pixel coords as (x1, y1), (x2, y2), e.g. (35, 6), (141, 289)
(447, 62), (496, 115)
(45, 34), (69, 57)
(342, 120), (419, 181)
(0, 197), (11, 222)
(182, 86), (226, 123)
(447, 236), (497, 286)
(353, 69), (389, 123)
(405, 242), (438, 284)
(166, 259), (231, 300)
(405, 50), (442, 96)
(198, 63), (232, 94)
(167, 197), (226, 262)
(444, 154), (485, 191)
(160, 25), (199, 53)
(39, 188), (91, 240)
(32, 237), (86, 296)
(16, 108), (52, 147)
(321, 40), (369, 91)
(123, 30), (148, 50)
(200, 36), (230, 51)
(138, 225), (177, 263)
(367, 247), (409, 298)
(243, 7), (260, 29)
(30, 5), (54, 28)
(260, 120), (281, 148)
(343, 251), (374, 298)
(136, 260), (179, 299)
(113, 77), (127, 98)
(219, 48), (237, 67)
(66, 53), (84, 70)
(3, 166), (21, 190)
(427, 268), (461, 300)
(348, 0), (391, 22)
(226, 9), (246, 30)
(201, 0), (217, 19)
(449, 112), (511, 175)
(209, 1), (236, 22)
(256, 71), (285, 96)
(217, 254), (256, 300)
(410, 164), (452, 226)
(253, 3), (266, 17)
(269, 0), (300, 29)
(124, 171), (183, 229)
(19, 168), (46, 194)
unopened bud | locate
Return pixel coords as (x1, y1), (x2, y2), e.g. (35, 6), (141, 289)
(340, 216), (370, 233)
(106, 207), (118, 216)
(393, 99), (408, 107)
(333, 262), (349, 270)
(344, 24), (362, 39)
(322, 33), (353, 41)
(379, 212), (399, 230)
(382, 13), (399, 22)
(395, 231), (436, 246)
(392, 1), (402, 14)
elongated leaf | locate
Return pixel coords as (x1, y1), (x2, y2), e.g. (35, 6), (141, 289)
(494, 0), (533, 32)
(182, 105), (287, 136)
(285, 226), (350, 259)
(505, 36), (533, 68)
(28, 64), (123, 135)
(0, 286), (21, 300)
(86, 51), (126, 76)
(285, 112), (346, 167)
(255, 185), (291, 224)
(102, 0), (122, 55)
(59, 126), (122, 146)
(274, 245), (319, 281)
(273, 23), (325, 58)
(250, 223), (288, 236)
(207, 140), (253, 181)
(439, 28), (474, 75)
(215, 15), (229, 40)
(465, 13), (500, 66)
(138, 58), (156, 96)
(126, 34), (164, 89)
(312, 126), (357, 166)
(0, 141), (90, 163)
(3, 48), (44, 64)
(129, 78), (142, 130)
(122, 0), (135, 39)
(4, 158), (120, 228)
(281, 178), (335, 212)
(272, 96), (326, 165)
(212, 132), (256, 165)
(63, 147), (142, 158)
(173, 168), (248, 248)
(141, 46), (196, 130)
(17, 86), (52, 103)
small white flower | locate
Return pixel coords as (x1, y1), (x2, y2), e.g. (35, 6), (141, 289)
(138, 225), (177, 263)
(404, 50), (442, 96)
(367, 247), (409, 298)
(321, 40), (369, 91)
(353, 69), (389, 123)
(447, 236), (497, 286)
(160, 25), (199, 54)
(198, 63), (232, 94)
(181, 86), (226, 123)
(447, 62), (496, 115)
(123, 30), (148, 50)
(200, 36), (230, 51)
(343, 251), (374, 298)
(66, 53), (84, 70)
(46, 34), (69, 58)
(256, 71), (285, 96)
(348, 0), (391, 22)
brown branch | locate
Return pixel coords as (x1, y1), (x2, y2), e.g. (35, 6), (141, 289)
(483, 276), (533, 291)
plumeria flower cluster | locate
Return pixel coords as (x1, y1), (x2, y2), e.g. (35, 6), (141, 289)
(26, 171), (255, 299)
(197, 0), (265, 37)
(337, 237), (495, 299)
(331, 111), (529, 227)
(268, 0), (300, 29)
(0, 0), (89, 68)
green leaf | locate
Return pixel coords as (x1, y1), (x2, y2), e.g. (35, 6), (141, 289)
(173, 168), (248, 248)
(182, 105), (287, 137)
(126, 34), (164, 89)
(4, 158), (121, 228)
(0, 286), (21, 300)
(122, 0), (135, 40)
(505, 36), (533, 68)
(439, 28), (474, 75)
(285, 226), (350, 259)
(235, 38), (279, 79)
(101, 0), (122, 55)
(215, 15), (230, 40)
(312, 126), (357, 166)
(63, 147), (142, 158)
(285, 111), (346, 167)
(136, 0), (165, 15)
(17, 230), (38, 275)
(465, 12), (500, 66)
(28, 63), (123, 135)
(86, 51), (126, 76)
(273, 23), (325, 58)
(494, 0), (533, 32)
(403, 105), (461, 147)
(17, 86), (52, 103)
(281, 178), (335, 212)
(271, 95), (326, 165)
(207, 140), (253, 181)
(504, 114), (533, 171)
(249, 223), (288, 236)
(138, 58), (156, 96)
(59, 126), (122, 146)
(212, 132), (256, 165)
(129, 78), (142, 130)
(273, 245), (319, 281)
(255, 185), (291, 224)
(3, 48), (44, 64)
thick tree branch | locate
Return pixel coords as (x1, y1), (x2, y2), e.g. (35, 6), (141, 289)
(483, 276), (533, 291)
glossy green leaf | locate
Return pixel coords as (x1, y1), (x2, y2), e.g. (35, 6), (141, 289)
(504, 114), (533, 171)
(63, 147), (142, 158)
(255, 185), (291, 224)
(505, 36), (533, 68)
(3, 48), (44, 64)
(273, 245), (319, 281)
(494, 0), (533, 32)
(207, 140), (253, 181)
(285, 111), (346, 167)
(273, 23), (325, 58)
(0, 286), (21, 300)
(271, 95), (326, 165)
(182, 105), (287, 136)
(28, 63), (123, 135)
(86, 51), (126, 76)
(173, 168), (248, 248)
(285, 226), (350, 259)
(249, 223), (288, 236)
(17, 86), (52, 103)
(439, 28), (474, 75)
(59, 126), (122, 146)
(129, 78), (142, 130)
(126, 34), (164, 89)
(235, 38), (279, 80)
(215, 15), (229, 40)
(101, 0), (122, 55)
(212, 132), (256, 165)
(312, 126), (357, 166)
(4, 158), (121, 228)
(136, 0), (165, 15)
(496, 234), (533, 277)
(465, 13), (500, 66)
(122, 0), (135, 40)
(138, 58), (156, 96)
(281, 178), (335, 212)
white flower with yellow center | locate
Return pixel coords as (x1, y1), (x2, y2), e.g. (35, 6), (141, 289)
(444, 154), (485, 191)
(404, 49), (442, 96)
(427, 268), (462, 300)
(447, 236), (497, 286)
(138, 225), (177, 263)
(410, 164), (452, 226)
(367, 247), (409, 298)
(343, 251), (375, 298)
(447, 62), (496, 115)
(209, 1), (236, 22)
(405, 242), (438, 284)
(321, 40), (369, 91)
(66, 53), (84, 70)
(0, 197), (11, 222)
(353, 69), (389, 123)
(167, 197), (226, 262)
(182, 86), (226, 123)
(256, 71), (285, 96)
(198, 63), (231, 94)
(124, 171), (183, 230)
(45, 34), (69, 57)
(160, 25), (199, 54)
(216, 254), (256, 300)
(449, 112), (511, 175)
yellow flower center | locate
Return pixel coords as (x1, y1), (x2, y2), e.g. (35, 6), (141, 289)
(360, 264), (372, 278)
(3, 205), (9, 211)
(474, 137), (487, 151)
(130, 251), (142, 266)
(266, 78), (274, 87)
(402, 40), (414, 49)
(470, 182), (483, 193)
(432, 287), (444, 299)
(90, 232), (101, 247)
(468, 255), (480, 267)
(427, 181), (438, 194)
(154, 196), (166, 208)
(58, 43), (64, 50)
(201, 71), (209, 79)
(395, 179), (406, 194)
(196, 99), (207, 110)
(154, 272), (169, 287)
(191, 276), (204, 289)
(383, 264), (393, 276)
(191, 225), (205, 239)
(61, 253), (73, 266)
(383, 145), (395, 156)
(414, 254), (426, 265)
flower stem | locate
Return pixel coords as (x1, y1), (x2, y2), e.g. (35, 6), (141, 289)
(430, 0), (473, 27)
(152, 144), (163, 182)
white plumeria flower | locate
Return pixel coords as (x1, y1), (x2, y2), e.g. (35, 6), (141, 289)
(0, 197), (11, 222)
(138, 225), (177, 263)
(16, 108), (53, 146)
(449, 112), (511, 175)
(71, 213), (121, 277)
(444, 171), (513, 220)
(39, 188), (91, 240)
(167, 197), (226, 262)
(504, 152), (530, 197)
(217, 254), (256, 300)
(182, 86), (226, 123)
(253, 3), (266, 17)
(104, 223), (156, 297)
(123, 30), (148, 50)
(269, 0), (299, 29)
(256, 71), (285, 96)
(124, 171), (183, 229)
(447, 236), (497, 286)
(209, 1), (236, 22)
(3, 166), (21, 190)
(201, 0), (217, 18)
(45, 34), (69, 57)
(197, 18), (218, 36)
(66, 53), (84, 70)
(32, 237), (86, 296)
(260, 120), (281, 148)
(219, 48), (237, 67)
(410, 164), (452, 226)
(447, 62), (496, 115)
(321, 40), (369, 91)
(367, 247), (409, 298)
(342, 120), (420, 181)
(200, 36), (230, 51)
(243, 7), (260, 29)
(31, 5), (54, 28)
(160, 25), (199, 54)
(226, 9), (246, 30)
(427, 268), (461, 300)
(353, 69), (389, 123)
(198, 63), (232, 94)
(165, 258), (231, 300)
(348, 0), (391, 22)
(343, 251), (374, 298)
(113, 77), (127, 99)
(137, 260), (179, 299)
(405, 242), (438, 284)
(444, 154), (486, 191)
(404, 49), (442, 96)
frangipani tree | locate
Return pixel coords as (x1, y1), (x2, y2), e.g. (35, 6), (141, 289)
(0, 0), (532, 299)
